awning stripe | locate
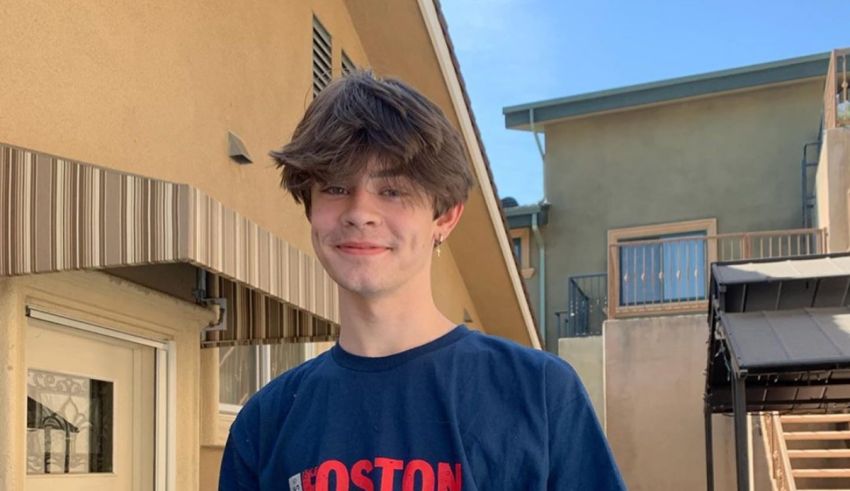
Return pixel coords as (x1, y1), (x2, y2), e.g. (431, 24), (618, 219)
(203, 272), (338, 346)
(1, 143), (340, 339)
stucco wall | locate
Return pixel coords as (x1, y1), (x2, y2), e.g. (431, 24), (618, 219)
(605, 314), (771, 491)
(537, 80), (823, 351)
(816, 127), (850, 252)
(0, 0), (369, 256)
(558, 336), (605, 428)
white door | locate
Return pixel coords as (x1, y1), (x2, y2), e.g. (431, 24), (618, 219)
(25, 317), (155, 491)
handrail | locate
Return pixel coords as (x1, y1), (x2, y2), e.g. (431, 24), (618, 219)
(760, 412), (796, 491)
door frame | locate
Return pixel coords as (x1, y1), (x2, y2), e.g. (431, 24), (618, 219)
(25, 306), (177, 491)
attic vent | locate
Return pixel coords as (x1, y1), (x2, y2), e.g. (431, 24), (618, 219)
(341, 51), (355, 77)
(312, 16), (332, 97)
(227, 132), (252, 165)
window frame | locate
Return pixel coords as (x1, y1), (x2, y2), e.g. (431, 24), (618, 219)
(607, 218), (717, 317)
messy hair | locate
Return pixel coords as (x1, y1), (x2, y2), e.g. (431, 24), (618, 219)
(270, 70), (475, 218)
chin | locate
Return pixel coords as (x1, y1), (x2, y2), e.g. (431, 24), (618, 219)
(337, 279), (389, 298)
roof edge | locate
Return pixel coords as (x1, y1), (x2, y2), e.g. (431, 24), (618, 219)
(420, 0), (542, 349)
(504, 51), (830, 129)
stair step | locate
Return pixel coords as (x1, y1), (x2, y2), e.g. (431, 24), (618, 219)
(793, 468), (850, 478)
(785, 431), (850, 441)
(789, 449), (850, 459)
(782, 414), (850, 424)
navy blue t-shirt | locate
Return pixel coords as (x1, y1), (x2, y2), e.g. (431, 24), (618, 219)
(219, 325), (625, 490)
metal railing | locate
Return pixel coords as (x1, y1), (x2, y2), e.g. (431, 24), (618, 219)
(825, 48), (850, 130)
(608, 228), (826, 318)
(556, 273), (607, 337)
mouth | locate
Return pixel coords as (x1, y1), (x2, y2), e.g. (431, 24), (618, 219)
(335, 242), (391, 256)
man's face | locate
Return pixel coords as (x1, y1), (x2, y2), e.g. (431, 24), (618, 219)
(308, 163), (448, 298)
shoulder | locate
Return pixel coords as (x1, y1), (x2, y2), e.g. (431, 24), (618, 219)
(461, 328), (577, 370)
(458, 328), (582, 388)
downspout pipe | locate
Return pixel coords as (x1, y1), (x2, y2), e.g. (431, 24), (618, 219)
(529, 107), (545, 162)
(531, 212), (546, 348)
(529, 107), (548, 349)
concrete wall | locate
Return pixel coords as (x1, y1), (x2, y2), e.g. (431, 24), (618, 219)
(539, 80), (823, 351)
(816, 127), (850, 252)
(559, 336), (605, 428)
(605, 314), (771, 491)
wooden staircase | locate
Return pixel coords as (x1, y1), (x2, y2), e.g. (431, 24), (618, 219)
(761, 413), (850, 491)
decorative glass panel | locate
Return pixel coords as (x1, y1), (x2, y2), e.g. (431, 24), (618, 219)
(26, 369), (113, 474)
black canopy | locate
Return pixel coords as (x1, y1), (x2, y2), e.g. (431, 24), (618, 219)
(704, 253), (850, 490)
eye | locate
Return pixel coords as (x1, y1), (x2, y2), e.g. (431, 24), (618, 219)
(322, 186), (348, 195)
(380, 188), (405, 198)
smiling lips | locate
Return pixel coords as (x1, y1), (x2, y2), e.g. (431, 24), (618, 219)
(336, 242), (390, 255)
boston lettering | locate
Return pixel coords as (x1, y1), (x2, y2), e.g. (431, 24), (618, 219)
(288, 457), (462, 491)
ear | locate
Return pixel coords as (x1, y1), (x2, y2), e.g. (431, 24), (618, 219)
(434, 202), (465, 239)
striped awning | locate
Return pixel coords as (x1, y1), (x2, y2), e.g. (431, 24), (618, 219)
(1, 143), (339, 346)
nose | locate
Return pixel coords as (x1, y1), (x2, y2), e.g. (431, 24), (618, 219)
(340, 187), (382, 228)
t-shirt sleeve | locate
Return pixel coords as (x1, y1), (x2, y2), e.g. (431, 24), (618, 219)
(219, 402), (261, 491)
(544, 356), (626, 491)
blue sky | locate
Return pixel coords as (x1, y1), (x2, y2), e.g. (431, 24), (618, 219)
(440, 0), (850, 205)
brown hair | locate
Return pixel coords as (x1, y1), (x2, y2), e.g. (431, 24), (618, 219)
(270, 70), (475, 218)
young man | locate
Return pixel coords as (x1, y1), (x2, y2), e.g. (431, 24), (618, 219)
(219, 71), (624, 490)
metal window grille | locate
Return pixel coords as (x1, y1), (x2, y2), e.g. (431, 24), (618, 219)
(312, 16), (332, 97)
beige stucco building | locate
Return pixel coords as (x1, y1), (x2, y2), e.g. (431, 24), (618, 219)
(0, 1), (539, 489)
(505, 49), (850, 490)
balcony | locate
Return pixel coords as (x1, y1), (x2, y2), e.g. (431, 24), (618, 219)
(607, 228), (826, 319)
(557, 273), (607, 337)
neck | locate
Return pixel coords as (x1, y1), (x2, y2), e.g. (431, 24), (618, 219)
(336, 273), (456, 357)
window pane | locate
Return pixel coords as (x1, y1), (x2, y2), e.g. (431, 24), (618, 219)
(619, 243), (663, 305)
(662, 236), (706, 301)
(219, 345), (258, 406)
(27, 369), (113, 474)
(512, 238), (522, 261)
(269, 343), (307, 378)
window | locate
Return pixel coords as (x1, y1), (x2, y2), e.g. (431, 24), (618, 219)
(619, 231), (707, 305)
(341, 51), (355, 77)
(509, 228), (534, 279)
(219, 342), (331, 409)
(27, 369), (113, 474)
(312, 16), (332, 97)
(608, 218), (717, 308)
